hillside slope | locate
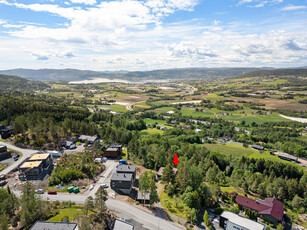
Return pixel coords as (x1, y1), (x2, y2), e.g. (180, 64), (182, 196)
(0, 74), (49, 91)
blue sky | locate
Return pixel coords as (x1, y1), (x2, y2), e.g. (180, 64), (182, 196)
(0, 0), (306, 70)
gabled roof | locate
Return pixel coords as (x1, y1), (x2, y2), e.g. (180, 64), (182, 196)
(111, 173), (132, 182)
(113, 218), (134, 230)
(116, 165), (136, 173)
(221, 211), (264, 230)
(236, 195), (284, 221)
(30, 221), (78, 230)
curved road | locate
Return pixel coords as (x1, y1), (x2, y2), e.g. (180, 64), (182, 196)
(1, 142), (183, 230)
(0, 142), (37, 175)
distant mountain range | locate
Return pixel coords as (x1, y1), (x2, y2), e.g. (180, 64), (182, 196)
(0, 67), (306, 82)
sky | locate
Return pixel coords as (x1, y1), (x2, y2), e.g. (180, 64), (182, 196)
(0, 0), (306, 71)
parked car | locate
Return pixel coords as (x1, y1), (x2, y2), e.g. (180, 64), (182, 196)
(101, 184), (108, 188)
(0, 180), (7, 187)
(89, 185), (94, 190)
(48, 190), (57, 195)
(35, 189), (44, 194)
(13, 155), (19, 161)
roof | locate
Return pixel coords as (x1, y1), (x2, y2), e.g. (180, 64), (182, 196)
(30, 221), (78, 230)
(106, 147), (119, 151)
(220, 211), (264, 230)
(0, 125), (13, 132)
(136, 190), (150, 200)
(157, 167), (178, 177)
(20, 161), (43, 169)
(111, 173), (132, 182)
(236, 195), (284, 221)
(113, 218), (134, 230)
(109, 143), (122, 148)
(79, 135), (98, 142)
(117, 165), (136, 173)
(29, 154), (50, 161)
(259, 198), (284, 221)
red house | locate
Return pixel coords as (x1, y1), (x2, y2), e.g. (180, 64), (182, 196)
(235, 195), (284, 226)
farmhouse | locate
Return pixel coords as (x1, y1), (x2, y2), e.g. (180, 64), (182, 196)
(220, 211), (265, 230)
(0, 124), (13, 139)
(252, 145), (264, 151)
(236, 195), (284, 226)
(104, 143), (122, 158)
(110, 173), (133, 194)
(275, 152), (298, 162)
(30, 221), (78, 230)
(116, 165), (136, 181)
(0, 145), (11, 161)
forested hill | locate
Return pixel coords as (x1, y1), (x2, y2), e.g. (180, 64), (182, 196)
(240, 69), (307, 78)
(0, 67), (265, 81)
(0, 74), (49, 91)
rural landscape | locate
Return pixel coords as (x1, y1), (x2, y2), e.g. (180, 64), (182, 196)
(0, 67), (306, 230)
(0, 0), (307, 229)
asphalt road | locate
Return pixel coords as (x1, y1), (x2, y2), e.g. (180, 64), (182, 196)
(12, 190), (184, 230)
(0, 142), (37, 175)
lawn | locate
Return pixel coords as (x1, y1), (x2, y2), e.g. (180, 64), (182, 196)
(203, 143), (256, 158)
(160, 191), (190, 220)
(48, 208), (84, 222)
(121, 148), (128, 160)
(0, 164), (7, 171)
(181, 109), (216, 118)
(143, 119), (166, 125)
(141, 128), (164, 134)
(204, 143), (304, 169)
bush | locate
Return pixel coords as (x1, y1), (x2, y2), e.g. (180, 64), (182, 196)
(214, 207), (224, 215)
(230, 206), (239, 214)
(136, 201), (140, 205)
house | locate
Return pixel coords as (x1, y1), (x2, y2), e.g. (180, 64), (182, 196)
(112, 218), (134, 230)
(28, 153), (53, 170)
(64, 140), (76, 149)
(110, 173), (133, 194)
(116, 165), (136, 180)
(78, 135), (98, 144)
(252, 145), (264, 151)
(220, 211), (265, 230)
(0, 145), (11, 161)
(30, 221), (78, 230)
(0, 124), (13, 139)
(182, 125), (190, 130)
(19, 161), (44, 180)
(235, 195), (284, 226)
(136, 190), (150, 204)
(202, 137), (214, 143)
(156, 167), (178, 180)
(195, 128), (202, 133)
(217, 138), (226, 144)
(104, 143), (122, 158)
(275, 152), (298, 162)
(160, 126), (167, 131)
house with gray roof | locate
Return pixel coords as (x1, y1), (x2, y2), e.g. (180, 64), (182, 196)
(112, 218), (134, 230)
(110, 173), (133, 194)
(116, 165), (136, 180)
(30, 221), (78, 230)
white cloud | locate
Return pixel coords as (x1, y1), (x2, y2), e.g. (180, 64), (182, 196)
(280, 5), (307, 11)
(0, 19), (7, 25)
(238, 0), (283, 7)
(70, 0), (96, 5)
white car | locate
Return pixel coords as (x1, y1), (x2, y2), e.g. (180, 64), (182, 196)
(101, 184), (108, 188)
(89, 185), (94, 190)
(35, 189), (44, 194)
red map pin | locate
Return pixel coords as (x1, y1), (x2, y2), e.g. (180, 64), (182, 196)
(173, 155), (179, 165)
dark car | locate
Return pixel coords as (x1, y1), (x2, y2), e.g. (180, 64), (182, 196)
(48, 190), (57, 195)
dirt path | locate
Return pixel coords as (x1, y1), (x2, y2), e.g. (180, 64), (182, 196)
(279, 115), (307, 123)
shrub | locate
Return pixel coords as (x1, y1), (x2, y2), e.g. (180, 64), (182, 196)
(214, 207), (224, 215)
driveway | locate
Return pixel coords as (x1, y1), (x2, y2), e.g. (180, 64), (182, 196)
(0, 142), (37, 175)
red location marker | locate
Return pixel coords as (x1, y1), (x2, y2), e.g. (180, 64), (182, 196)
(173, 155), (179, 165)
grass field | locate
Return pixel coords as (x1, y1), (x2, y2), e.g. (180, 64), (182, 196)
(204, 143), (304, 169)
(160, 191), (190, 220)
(141, 128), (164, 134)
(143, 119), (166, 125)
(121, 149), (128, 160)
(48, 208), (84, 222)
